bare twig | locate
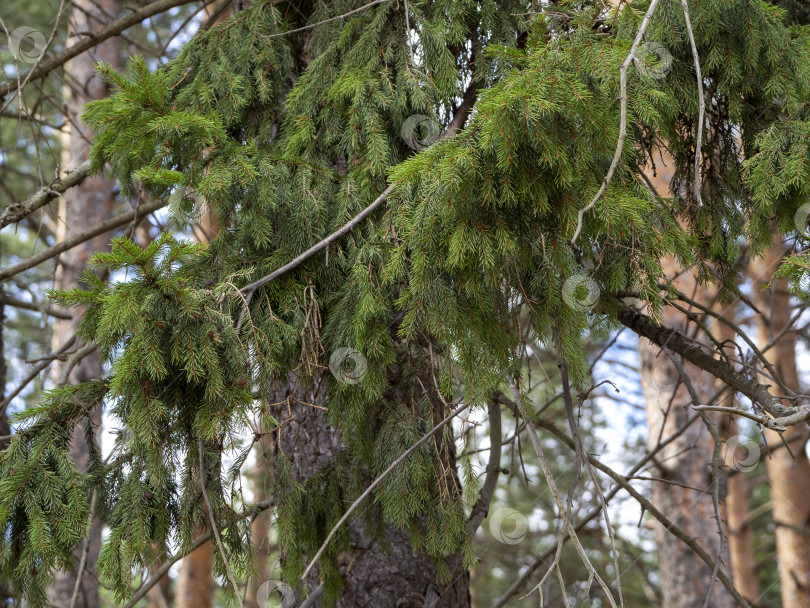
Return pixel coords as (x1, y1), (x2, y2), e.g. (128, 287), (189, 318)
(0, 335), (77, 414)
(69, 491), (96, 608)
(0, 0), (197, 101)
(570, 0), (663, 246)
(0, 293), (71, 319)
(467, 399), (502, 534)
(262, 0), (391, 38)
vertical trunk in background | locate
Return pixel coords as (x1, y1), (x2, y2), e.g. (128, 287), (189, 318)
(749, 243), (810, 608)
(245, 427), (273, 608)
(637, 158), (735, 608)
(725, 416), (759, 607)
(715, 307), (759, 607)
(47, 1), (120, 606)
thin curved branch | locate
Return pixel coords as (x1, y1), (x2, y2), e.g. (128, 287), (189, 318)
(532, 415), (752, 608)
(570, 0), (663, 246)
(198, 440), (243, 608)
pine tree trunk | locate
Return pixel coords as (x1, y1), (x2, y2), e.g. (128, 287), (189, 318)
(749, 242), (810, 608)
(46, 0), (120, 606)
(270, 375), (470, 608)
(725, 422), (760, 607)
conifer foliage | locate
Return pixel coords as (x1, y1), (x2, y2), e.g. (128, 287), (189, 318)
(2, 0), (810, 605)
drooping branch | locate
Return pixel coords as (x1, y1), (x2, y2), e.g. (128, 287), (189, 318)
(237, 82), (478, 306)
(570, 0), (662, 246)
(0, 161), (89, 230)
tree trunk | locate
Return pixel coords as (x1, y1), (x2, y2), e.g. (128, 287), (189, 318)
(749, 242), (810, 608)
(46, 0), (120, 606)
(714, 302), (759, 607)
(269, 374), (470, 608)
(725, 417), (760, 607)
(638, 156), (734, 608)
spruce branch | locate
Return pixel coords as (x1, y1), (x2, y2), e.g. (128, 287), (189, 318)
(236, 81), (479, 319)
(198, 440), (244, 608)
(570, 0), (663, 247)
(680, 0), (705, 208)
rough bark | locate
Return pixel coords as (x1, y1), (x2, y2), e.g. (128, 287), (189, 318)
(637, 156), (734, 608)
(268, 372), (470, 608)
(46, 0), (120, 606)
(749, 242), (810, 608)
